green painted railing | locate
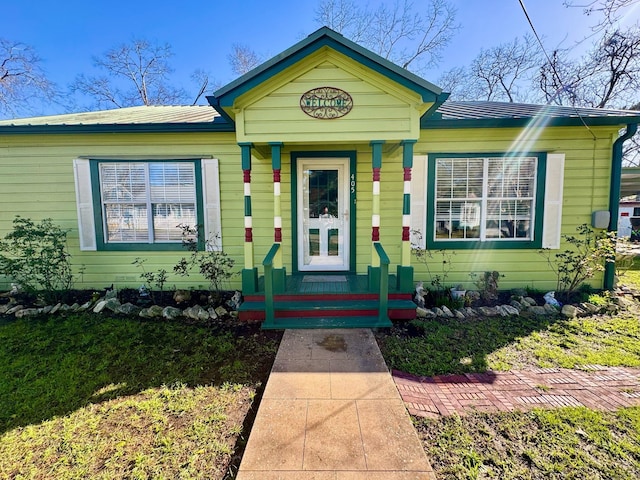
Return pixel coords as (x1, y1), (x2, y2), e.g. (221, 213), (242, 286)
(373, 242), (389, 323)
(262, 243), (281, 327)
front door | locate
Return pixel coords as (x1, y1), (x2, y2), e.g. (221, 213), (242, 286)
(297, 158), (350, 271)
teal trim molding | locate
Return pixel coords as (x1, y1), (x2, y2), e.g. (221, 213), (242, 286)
(370, 141), (384, 169)
(605, 123), (639, 290)
(425, 152), (547, 250)
(240, 143), (253, 170)
(401, 139), (417, 168)
(0, 121), (233, 135)
(420, 116), (640, 130)
(396, 265), (414, 292)
(242, 268), (259, 294)
(89, 159), (205, 252)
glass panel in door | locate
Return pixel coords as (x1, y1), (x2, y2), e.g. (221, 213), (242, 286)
(298, 159), (349, 271)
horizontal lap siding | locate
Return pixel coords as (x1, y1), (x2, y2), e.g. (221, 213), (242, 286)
(413, 126), (619, 290)
(0, 132), (245, 290)
(240, 59), (420, 142)
(0, 123), (622, 292)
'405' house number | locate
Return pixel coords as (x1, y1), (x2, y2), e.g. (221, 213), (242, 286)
(300, 87), (353, 119)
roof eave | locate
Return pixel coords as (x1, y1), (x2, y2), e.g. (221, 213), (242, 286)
(0, 121), (235, 135)
(420, 116), (640, 129)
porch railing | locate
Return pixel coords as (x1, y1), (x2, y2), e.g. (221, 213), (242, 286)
(262, 243), (281, 327)
(373, 242), (389, 322)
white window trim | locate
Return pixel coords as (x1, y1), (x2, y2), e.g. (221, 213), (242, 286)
(410, 155), (428, 248)
(542, 153), (565, 249)
(73, 158), (97, 251)
(201, 158), (223, 251)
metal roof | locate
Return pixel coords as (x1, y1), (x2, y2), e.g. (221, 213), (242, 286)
(436, 101), (640, 120)
(0, 105), (219, 126)
(0, 101), (639, 133)
(423, 101), (640, 128)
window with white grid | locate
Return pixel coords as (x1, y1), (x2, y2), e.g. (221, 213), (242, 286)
(434, 156), (537, 242)
(99, 162), (196, 243)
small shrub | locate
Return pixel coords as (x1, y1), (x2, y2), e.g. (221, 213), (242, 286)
(411, 230), (454, 295)
(470, 271), (503, 303)
(132, 257), (169, 303)
(174, 224), (235, 293)
(0, 216), (74, 300)
(539, 224), (615, 303)
(587, 291), (611, 307)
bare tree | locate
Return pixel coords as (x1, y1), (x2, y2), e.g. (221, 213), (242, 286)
(191, 69), (220, 105)
(71, 38), (190, 109)
(0, 39), (56, 117)
(439, 35), (542, 102)
(566, 0), (639, 29)
(585, 28), (640, 108)
(228, 44), (263, 77)
(538, 26), (640, 108)
(315, 0), (459, 73)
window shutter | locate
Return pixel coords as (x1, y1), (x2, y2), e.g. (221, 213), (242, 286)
(411, 155), (428, 248)
(73, 159), (97, 251)
(542, 153), (565, 249)
(201, 159), (222, 251)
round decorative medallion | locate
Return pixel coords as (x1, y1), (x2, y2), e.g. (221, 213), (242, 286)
(300, 87), (353, 119)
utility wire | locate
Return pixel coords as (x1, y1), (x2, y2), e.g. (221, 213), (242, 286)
(517, 0), (597, 139)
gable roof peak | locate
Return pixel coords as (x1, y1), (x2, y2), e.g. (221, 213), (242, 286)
(209, 25), (448, 120)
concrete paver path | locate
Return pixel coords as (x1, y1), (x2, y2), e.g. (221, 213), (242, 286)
(393, 366), (640, 418)
(237, 328), (435, 480)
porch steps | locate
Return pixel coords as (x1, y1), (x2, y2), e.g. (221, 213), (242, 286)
(238, 293), (416, 328)
(260, 316), (393, 330)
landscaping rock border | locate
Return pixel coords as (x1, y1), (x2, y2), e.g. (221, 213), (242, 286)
(0, 286), (634, 322)
(0, 289), (242, 322)
(413, 289), (626, 321)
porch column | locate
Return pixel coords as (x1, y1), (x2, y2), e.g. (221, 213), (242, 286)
(371, 141), (384, 265)
(269, 142), (286, 292)
(398, 140), (416, 291)
(240, 142), (258, 293)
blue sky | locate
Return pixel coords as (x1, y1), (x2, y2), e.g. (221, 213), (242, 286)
(3, 0), (639, 116)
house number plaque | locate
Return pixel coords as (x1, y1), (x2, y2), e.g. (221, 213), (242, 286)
(300, 87), (353, 119)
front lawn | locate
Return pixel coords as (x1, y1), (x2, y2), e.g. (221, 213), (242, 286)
(0, 313), (280, 479)
(377, 284), (640, 479)
(378, 312), (640, 376)
(416, 406), (640, 479)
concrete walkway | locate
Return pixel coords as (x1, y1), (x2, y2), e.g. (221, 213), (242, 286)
(237, 329), (435, 480)
(394, 366), (640, 418)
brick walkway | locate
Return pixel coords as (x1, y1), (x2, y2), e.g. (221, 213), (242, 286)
(393, 366), (640, 418)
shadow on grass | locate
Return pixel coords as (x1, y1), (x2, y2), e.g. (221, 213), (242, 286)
(0, 313), (281, 434)
(377, 314), (565, 378)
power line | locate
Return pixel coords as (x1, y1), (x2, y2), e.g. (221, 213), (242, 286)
(517, 0), (596, 139)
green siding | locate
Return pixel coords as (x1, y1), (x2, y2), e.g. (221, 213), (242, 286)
(0, 123), (623, 292)
(0, 132), (246, 290)
(237, 51), (424, 143)
(411, 126), (619, 290)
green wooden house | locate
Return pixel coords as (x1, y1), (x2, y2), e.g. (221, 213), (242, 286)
(1, 27), (639, 328)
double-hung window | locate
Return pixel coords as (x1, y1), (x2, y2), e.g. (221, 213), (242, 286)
(99, 162), (197, 243)
(73, 158), (221, 251)
(418, 153), (549, 249)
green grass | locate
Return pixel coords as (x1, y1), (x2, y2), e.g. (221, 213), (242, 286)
(378, 273), (640, 479)
(378, 311), (640, 376)
(415, 407), (640, 479)
(620, 270), (640, 290)
(0, 313), (280, 478)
